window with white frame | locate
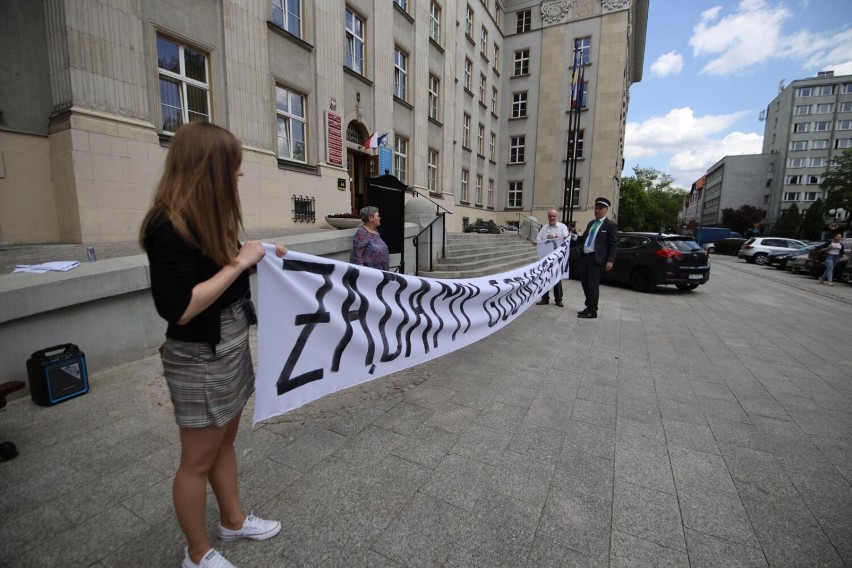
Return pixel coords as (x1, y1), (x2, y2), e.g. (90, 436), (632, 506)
(789, 140), (808, 151)
(844, 84), (852, 94)
(792, 123), (809, 133)
(489, 131), (496, 161)
(272, 0), (301, 37)
(461, 169), (469, 202)
(493, 43), (499, 68)
(836, 138), (852, 149)
(491, 87), (498, 114)
(509, 136), (525, 163)
(816, 85), (834, 96)
(394, 135), (408, 183)
(812, 139), (829, 149)
(788, 157), (806, 168)
(512, 92), (527, 118)
(475, 175), (483, 205)
(481, 27), (488, 55)
(516, 9), (530, 33)
(429, 1), (441, 42)
(785, 175), (802, 185)
(810, 156), (827, 167)
(275, 85), (306, 162)
(794, 105), (812, 115)
(569, 129), (584, 158)
(814, 121), (831, 131)
(783, 192), (800, 201)
(156, 36), (210, 133)
(477, 123), (485, 155)
(393, 0), (408, 12)
(427, 149), (439, 193)
(464, 58), (473, 91)
(394, 47), (407, 100)
(345, 9), (365, 74)
(462, 113), (471, 148)
(567, 179), (580, 208)
(795, 87), (814, 97)
(815, 103), (834, 114)
(574, 37), (591, 65)
(513, 49), (529, 76)
(465, 5), (473, 37)
(487, 179), (494, 207)
(838, 120), (852, 130)
(508, 181), (523, 207)
(806, 174), (822, 184)
(841, 102), (852, 112)
(479, 73), (487, 102)
(428, 74), (439, 120)
(803, 192), (819, 201)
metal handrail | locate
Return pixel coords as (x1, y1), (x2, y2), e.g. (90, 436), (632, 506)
(413, 213), (447, 275)
(409, 189), (453, 215)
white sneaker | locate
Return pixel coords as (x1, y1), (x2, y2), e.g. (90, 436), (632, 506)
(828, 282), (834, 286)
(218, 514), (281, 541)
(182, 547), (235, 568)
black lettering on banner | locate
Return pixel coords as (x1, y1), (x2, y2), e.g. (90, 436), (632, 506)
(483, 280), (503, 327)
(501, 278), (522, 318)
(428, 282), (454, 348)
(377, 272), (408, 362)
(276, 259), (334, 395)
(404, 279), (432, 357)
(453, 283), (480, 338)
(331, 266), (374, 372)
(444, 283), (468, 341)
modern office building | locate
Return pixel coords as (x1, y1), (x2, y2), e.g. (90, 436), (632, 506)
(699, 154), (773, 227)
(762, 71), (852, 233)
(0, 0), (647, 246)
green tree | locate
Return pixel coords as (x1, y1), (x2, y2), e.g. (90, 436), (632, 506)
(721, 205), (766, 236)
(800, 199), (825, 241)
(774, 203), (801, 237)
(820, 149), (852, 210)
(617, 166), (684, 231)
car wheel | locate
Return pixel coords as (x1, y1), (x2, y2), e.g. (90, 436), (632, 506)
(842, 271), (852, 284)
(675, 283), (699, 291)
(753, 253), (768, 265)
(629, 268), (655, 293)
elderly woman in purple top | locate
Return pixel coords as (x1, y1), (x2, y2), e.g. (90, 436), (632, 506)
(349, 206), (390, 270)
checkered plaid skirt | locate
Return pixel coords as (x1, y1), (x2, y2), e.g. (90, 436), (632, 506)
(161, 300), (254, 428)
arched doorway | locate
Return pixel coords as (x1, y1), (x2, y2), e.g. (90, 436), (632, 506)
(345, 121), (375, 213)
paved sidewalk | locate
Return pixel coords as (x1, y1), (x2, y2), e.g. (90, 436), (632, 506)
(1, 255), (851, 567)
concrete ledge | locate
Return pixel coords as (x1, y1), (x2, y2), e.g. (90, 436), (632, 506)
(0, 224), (422, 387)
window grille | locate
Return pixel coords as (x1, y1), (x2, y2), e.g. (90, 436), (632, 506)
(292, 195), (316, 222)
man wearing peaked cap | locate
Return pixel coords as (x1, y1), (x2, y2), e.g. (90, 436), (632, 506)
(577, 197), (618, 319)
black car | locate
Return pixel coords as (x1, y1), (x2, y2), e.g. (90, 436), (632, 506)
(463, 220), (500, 234)
(767, 242), (825, 271)
(569, 232), (710, 293)
(707, 237), (747, 255)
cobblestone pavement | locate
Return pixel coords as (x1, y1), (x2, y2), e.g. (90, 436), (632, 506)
(1, 255), (850, 567)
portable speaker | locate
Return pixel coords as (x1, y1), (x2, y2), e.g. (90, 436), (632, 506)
(26, 344), (89, 406)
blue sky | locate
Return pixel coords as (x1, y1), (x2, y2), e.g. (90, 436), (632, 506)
(623, 0), (852, 189)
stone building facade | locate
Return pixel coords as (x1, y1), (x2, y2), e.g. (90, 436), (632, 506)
(0, 0), (647, 245)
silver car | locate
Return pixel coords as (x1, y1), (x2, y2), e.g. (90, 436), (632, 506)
(738, 237), (807, 265)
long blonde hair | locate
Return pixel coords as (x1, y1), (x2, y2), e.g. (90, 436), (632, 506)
(140, 122), (243, 266)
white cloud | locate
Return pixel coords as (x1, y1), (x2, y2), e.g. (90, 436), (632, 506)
(689, 0), (852, 77)
(650, 51), (684, 77)
(625, 107), (763, 184)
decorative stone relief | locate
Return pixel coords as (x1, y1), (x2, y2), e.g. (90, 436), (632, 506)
(541, 0), (574, 26)
(601, 0), (630, 13)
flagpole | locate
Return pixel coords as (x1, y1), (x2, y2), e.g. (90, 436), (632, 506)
(562, 47), (581, 226)
(567, 62), (584, 228)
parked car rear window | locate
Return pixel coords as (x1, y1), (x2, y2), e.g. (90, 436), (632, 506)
(617, 236), (649, 249)
(661, 238), (702, 252)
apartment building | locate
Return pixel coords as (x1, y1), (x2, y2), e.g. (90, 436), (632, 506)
(763, 71), (852, 231)
(0, 0), (647, 245)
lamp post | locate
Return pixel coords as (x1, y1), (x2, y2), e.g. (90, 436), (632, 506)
(827, 207), (848, 235)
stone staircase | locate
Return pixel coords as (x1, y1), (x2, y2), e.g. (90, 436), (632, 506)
(419, 233), (539, 279)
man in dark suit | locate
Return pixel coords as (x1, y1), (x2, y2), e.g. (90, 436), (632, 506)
(578, 197), (618, 319)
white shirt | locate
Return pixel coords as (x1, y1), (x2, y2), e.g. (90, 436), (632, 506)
(536, 221), (570, 243)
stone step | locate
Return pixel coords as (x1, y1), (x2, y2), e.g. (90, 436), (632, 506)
(423, 233), (539, 279)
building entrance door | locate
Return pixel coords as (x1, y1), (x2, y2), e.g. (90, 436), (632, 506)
(347, 149), (374, 213)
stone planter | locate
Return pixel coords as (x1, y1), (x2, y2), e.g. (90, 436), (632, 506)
(325, 217), (361, 230)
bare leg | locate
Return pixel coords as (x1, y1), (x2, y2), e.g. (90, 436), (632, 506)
(174, 424), (228, 564)
(209, 410), (247, 530)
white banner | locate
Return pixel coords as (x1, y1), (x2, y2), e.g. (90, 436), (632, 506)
(253, 241), (570, 425)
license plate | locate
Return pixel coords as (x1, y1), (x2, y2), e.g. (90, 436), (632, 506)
(688, 274), (704, 280)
